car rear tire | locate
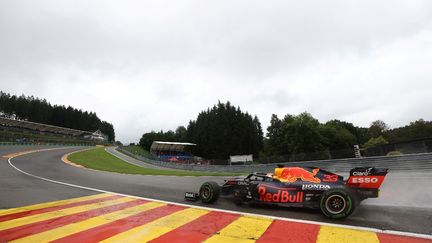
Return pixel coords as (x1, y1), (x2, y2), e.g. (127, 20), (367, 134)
(199, 181), (220, 203)
(320, 189), (356, 219)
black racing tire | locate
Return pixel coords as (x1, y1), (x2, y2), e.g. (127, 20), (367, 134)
(320, 189), (356, 219)
(199, 181), (220, 203)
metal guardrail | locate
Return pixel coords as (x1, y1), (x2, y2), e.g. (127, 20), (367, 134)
(117, 147), (432, 173)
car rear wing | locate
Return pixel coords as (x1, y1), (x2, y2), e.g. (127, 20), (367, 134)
(346, 167), (388, 189)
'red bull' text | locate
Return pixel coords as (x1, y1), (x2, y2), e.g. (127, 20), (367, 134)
(258, 186), (303, 203)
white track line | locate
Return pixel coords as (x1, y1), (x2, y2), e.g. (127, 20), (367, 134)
(6, 148), (432, 240)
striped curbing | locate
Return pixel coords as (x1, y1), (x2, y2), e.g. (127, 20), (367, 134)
(0, 193), (430, 243)
(61, 147), (96, 168)
(61, 151), (84, 168)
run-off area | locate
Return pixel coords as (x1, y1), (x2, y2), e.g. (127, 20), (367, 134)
(0, 193), (430, 243)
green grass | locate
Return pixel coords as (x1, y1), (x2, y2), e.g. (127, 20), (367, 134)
(68, 147), (243, 176)
(121, 145), (151, 157)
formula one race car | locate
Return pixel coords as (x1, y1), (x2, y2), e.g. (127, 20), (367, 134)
(185, 166), (388, 219)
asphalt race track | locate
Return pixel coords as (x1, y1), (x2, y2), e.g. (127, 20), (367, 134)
(1, 146), (431, 236)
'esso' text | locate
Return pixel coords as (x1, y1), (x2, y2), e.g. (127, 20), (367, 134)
(351, 177), (378, 183)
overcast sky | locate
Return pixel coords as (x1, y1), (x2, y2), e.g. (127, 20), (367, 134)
(1, 1), (431, 143)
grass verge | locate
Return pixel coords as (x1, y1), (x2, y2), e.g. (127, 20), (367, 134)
(68, 147), (243, 176)
(121, 145), (151, 157)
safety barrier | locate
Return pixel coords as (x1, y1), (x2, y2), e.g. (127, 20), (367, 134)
(117, 147), (432, 173)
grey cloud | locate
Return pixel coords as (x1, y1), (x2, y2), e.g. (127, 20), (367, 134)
(0, 0), (431, 142)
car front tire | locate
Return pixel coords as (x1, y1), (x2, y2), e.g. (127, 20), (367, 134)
(199, 181), (220, 203)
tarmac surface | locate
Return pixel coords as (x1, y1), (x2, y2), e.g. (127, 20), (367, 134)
(105, 147), (184, 170)
(0, 146), (431, 235)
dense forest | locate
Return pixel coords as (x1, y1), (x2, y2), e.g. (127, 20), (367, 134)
(0, 91), (115, 142)
(139, 101), (432, 160)
(140, 102), (263, 159)
(138, 128), (185, 151)
(186, 102), (263, 159)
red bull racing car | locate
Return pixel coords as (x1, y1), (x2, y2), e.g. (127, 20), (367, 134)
(185, 166), (388, 219)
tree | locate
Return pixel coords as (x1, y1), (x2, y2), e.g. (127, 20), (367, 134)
(265, 112), (327, 160)
(99, 121), (115, 142)
(175, 126), (187, 142)
(384, 119), (432, 143)
(0, 91), (115, 141)
(252, 116), (264, 155)
(186, 101), (263, 159)
(369, 120), (389, 138)
(406, 119), (432, 139)
(286, 112), (326, 158)
(324, 119), (368, 145)
(139, 132), (158, 150)
(266, 114), (287, 155)
(139, 130), (177, 151)
(363, 136), (388, 149)
(320, 121), (357, 158)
